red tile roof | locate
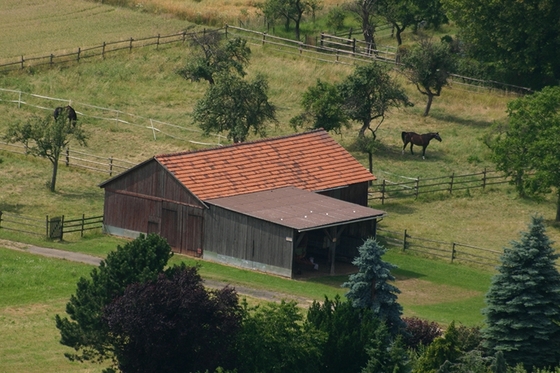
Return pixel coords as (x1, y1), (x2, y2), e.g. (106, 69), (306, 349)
(156, 130), (374, 200)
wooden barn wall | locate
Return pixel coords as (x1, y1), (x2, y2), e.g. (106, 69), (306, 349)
(103, 160), (203, 207)
(103, 190), (204, 255)
(319, 182), (369, 206)
(203, 205), (294, 276)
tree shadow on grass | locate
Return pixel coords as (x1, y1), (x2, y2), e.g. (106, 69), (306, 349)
(0, 202), (25, 214)
(393, 268), (426, 280)
(430, 112), (493, 128)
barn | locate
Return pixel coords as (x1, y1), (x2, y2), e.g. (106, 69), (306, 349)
(99, 129), (385, 278)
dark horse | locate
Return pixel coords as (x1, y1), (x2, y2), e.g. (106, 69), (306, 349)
(53, 105), (77, 126)
(402, 131), (442, 159)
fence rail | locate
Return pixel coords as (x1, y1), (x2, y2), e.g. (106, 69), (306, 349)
(369, 169), (510, 204)
(0, 141), (136, 176)
(377, 227), (502, 268)
(0, 29), (221, 73)
(225, 25), (532, 95)
(0, 211), (103, 239)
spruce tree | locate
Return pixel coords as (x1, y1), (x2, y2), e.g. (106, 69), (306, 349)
(482, 216), (560, 369)
(343, 238), (405, 335)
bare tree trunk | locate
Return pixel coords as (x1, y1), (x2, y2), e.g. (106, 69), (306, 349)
(50, 159), (58, 192)
(423, 93), (434, 116)
(556, 191), (560, 222)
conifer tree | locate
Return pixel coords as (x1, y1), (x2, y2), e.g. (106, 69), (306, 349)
(482, 216), (560, 369)
(343, 238), (405, 335)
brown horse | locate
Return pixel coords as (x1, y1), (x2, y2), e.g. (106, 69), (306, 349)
(53, 105), (77, 126)
(402, 131), (442, 159)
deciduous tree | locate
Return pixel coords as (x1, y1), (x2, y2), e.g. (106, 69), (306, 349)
(258, 0), (320, 40)
(104, 265), (242, 373)
(306, 295), (381, 373)
(442, 0), (560, 89)
(54, 234), (173, 366)
(177, 34), (251, 85)
(400, 37), (455, 116)
(343, 238), (405, 335)
(193, 73), (277, 143)
(339, 62), (412, 138)
(482, 216), (560, 369)
(234, 300), (325, 373)
(378, 0), (448, 47)
(290, 79), (349, 133)
(486, 86), (560, 221)
(3, 112), (86, 192)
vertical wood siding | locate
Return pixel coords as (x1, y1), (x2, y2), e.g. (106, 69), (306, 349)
(203, 205), (294, 271)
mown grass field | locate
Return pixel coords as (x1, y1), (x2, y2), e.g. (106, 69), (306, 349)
(1, 1), (559, 372)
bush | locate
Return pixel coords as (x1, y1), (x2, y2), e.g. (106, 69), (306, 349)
(402, 317), (442, 349)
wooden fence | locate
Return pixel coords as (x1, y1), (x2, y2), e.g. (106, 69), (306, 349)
(0, 211), (103, 240)
(377, 227), (502, 268)
(0, 28), (222, 74)
(225, 25), (532, 96)
(369, 168), (510, 204)
(0, 23), (531, 96)
(0, 141), (136, 176)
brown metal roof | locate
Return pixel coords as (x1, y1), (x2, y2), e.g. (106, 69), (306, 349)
(205, 186), (385, 231)
(155, 129), (375, 200)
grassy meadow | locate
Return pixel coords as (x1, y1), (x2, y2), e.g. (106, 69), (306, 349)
(1, 1), (560, 372)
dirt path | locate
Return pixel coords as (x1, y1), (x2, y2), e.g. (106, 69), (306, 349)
(0, 239), (315, 306)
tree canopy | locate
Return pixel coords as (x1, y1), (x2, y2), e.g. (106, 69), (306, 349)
(177, 34), (251, 85)
(482, 216), (560, 369)
(442, 0), (560, 89)
(234, 300), (325, 373)
(340, 62), (412, 138)
(3, 111), (87, 192)
(290, 79), (349, 133)
(378, 0), (448, 47)
(193, 72), (277, 143)
(486, 86), (560, 221)
(55, 234), (173, 365)
(400, 37), (454, 116)
(258, 0), (320, 40)
(104, 265), (242, 373)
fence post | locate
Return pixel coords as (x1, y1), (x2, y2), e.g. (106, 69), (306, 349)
(156, 34), (160, 49)
(381, 179), (386, 205)
(102, 42), (106, 59)
(352, 38), (356, 54)
(262, 32), (266, 45)
(21, 55), (24, 69)
(46, 215), (49, 238)
(482, 167), (487, 189)
(65, 147), (70, 167)
(415, 177), (419, 199)
(225, 25), (228, 38)
(449, 172), (454, 194)
(451, 242), (456, 263)
(77, 47), (81, 62)
(61, 215), (65, 241)
(402, 229), (407, 251)
(109, 157), (114, 176)
(50, 54), (54, 66)
(129, 37), (133, 52)
(81, 214), (85, 237)
(0, 211), (2, 229)
(320, 32), (324, 48)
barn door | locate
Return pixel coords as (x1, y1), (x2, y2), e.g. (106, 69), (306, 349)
(161, 208), (179, 249)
